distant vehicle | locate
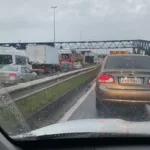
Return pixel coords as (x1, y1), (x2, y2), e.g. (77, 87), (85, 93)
(0, 46), (31, 69)
(59, 49), (73, 64)
(84, 56), (94, 63)
(99, 58), (104, 66)
(95, 54), (150, 116)
(0, 65), (37, 84)
(26, 44), (59, 74)
(61, 62), (73, 72)
(73, 62), (82, 69)
(83, 62), (89, 67)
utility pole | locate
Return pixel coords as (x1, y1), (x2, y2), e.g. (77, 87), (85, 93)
(51, 6), (57, 47)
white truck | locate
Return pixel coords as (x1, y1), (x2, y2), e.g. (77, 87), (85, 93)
(26, 44), (59, 74)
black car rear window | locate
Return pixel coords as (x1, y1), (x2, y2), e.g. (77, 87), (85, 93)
(104, 55), (150, 69)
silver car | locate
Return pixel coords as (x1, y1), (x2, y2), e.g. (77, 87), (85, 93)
(0, 65), (37, 84)
(73, 62), (82, 69)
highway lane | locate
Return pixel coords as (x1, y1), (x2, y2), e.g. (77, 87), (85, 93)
(68, 88), (98, 120)
(60, 84), (150, 122)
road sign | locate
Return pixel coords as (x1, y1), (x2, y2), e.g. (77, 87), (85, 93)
(110, 51), (128, 55)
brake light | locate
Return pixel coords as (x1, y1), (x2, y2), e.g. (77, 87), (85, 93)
(98, 74), (114, 83)
(148, 79), (150, 84)
(9, 73), (16, 77)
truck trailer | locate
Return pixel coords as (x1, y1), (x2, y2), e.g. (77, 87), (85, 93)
(26, 44), (59, 74)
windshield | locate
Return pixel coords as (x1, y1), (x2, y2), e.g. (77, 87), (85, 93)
(0, 55), (12, 65)
(1, 0), (150, 141)
(105, 55), (150, 69)
(0, 65), (18, 71)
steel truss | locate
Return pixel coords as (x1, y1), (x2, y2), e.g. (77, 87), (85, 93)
(0, 40), (150, 51)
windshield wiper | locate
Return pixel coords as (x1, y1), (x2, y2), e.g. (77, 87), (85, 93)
(33, 132), (150, 140)
(12, 132), (150, 141)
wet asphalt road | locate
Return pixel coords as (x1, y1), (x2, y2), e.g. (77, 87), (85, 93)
(68, 87), (150, 122)
(34, 82), (150, 131)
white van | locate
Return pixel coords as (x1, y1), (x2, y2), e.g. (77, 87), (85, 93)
(0, 47), (32, 69)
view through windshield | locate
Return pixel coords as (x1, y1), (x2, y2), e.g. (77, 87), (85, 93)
(0, 0), (150, 140)
(0, 55), (12, 64)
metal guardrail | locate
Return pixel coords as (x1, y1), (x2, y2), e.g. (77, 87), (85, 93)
(9, 67), (99, 135)
(6, 65), (99, 93)
(0, 65), (100, 106)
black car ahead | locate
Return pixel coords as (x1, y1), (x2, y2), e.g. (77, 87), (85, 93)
(95, 54), (150, 114)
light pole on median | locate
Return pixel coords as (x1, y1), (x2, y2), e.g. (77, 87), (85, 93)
(51, 6), (57, 47)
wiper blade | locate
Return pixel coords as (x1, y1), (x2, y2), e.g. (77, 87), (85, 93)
(34, 132), (150, 140)
(13, 132), (150, 141)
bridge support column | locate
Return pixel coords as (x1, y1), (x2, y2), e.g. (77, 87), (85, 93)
(142, 50), (145, 55)
(132, 48), (136, 54)
(140, 50), (143, 55)
(137, 48), (141, 54)
(133, 48), (138, 54)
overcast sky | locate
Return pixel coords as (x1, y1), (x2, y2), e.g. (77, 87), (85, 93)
(0, 0), (150, 42)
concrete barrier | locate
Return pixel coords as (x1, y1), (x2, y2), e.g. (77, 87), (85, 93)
(0, 65), (100, 106)
(5, 65), (99, 93)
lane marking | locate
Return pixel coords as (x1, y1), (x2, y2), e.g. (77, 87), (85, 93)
(58, 82), (96, 122)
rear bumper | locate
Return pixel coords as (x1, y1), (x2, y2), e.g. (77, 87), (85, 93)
(2, 80), (17, 84)
(0, 78), (18, 84)
(95, 84), (150, 104)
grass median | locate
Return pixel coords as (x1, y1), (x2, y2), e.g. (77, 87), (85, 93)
(0, 68), (99, 131)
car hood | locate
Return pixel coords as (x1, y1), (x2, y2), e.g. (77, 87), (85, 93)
(13, 119), (150, 139)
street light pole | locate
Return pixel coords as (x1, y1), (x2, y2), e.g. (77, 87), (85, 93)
(51, 6), (57, 47)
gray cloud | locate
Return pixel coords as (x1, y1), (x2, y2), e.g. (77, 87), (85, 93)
(0, 0), (149, 42)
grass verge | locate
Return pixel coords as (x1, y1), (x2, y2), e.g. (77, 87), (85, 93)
(0, 68), (99, 132)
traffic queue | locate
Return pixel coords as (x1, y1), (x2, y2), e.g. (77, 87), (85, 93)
(0, 46), (85, 85)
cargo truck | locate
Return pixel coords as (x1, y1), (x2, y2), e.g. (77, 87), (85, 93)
(26, 44), (59, 75)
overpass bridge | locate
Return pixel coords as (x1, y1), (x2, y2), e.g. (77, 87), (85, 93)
(0, 39), (150, 52)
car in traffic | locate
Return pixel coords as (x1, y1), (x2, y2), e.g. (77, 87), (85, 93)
(73, 62), (82, 69)
(99, 58), (104, 66)
(0, 65), (37, 84)
(95, 54), (150, 115)
(61, 62), (73, 72)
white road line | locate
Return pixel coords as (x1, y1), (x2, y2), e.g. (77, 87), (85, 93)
(58, 83), (96, 122)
